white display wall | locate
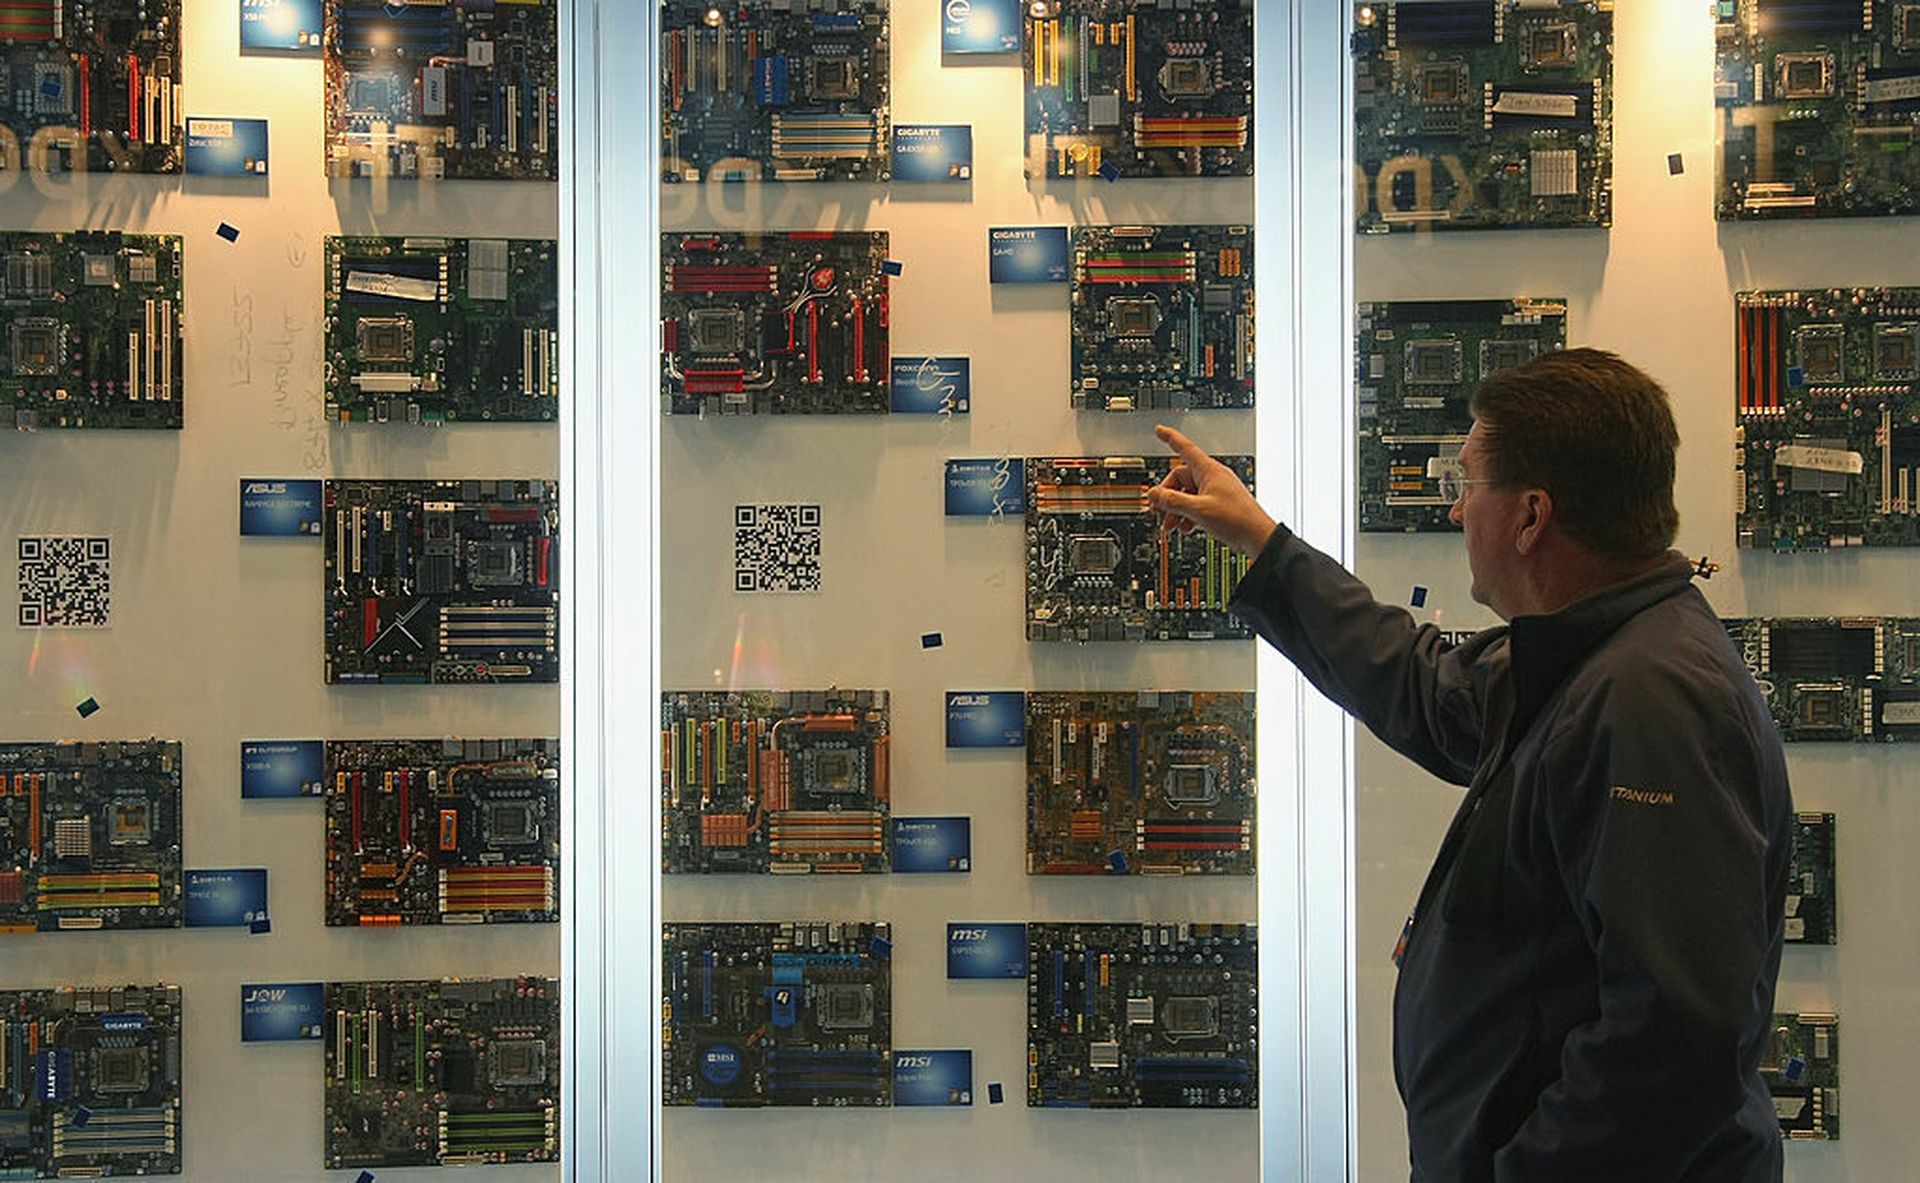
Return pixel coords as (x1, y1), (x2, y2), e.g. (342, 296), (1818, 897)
(1354, 4), (1920, 1179)
(0, 2), (560, 1180)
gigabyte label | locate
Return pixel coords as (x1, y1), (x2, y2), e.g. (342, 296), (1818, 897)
(240, 478), (322, 536)
(891, 125), (973, 182)
(988, 226), (1069, 284)
(185, 116), (270, 176)
(892, 356), (970, 413)
(942, 0), (1020, 54)
(99, 1014), (149, 1033)
(184, 868), (269, 927)
(947, 922), (1028, 979)
(241, 982), (325, 1041)
(239, 0), (323, 53)
(945, 458), (1025, 516)
(894, 1049), (974, 1106)
(893, 816), (971, 872)
(945, 691), (1026, 747)
(240, 739), (324, 798)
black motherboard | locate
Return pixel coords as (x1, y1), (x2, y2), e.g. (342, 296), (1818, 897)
(0, 0), (181, 173)
(662, 691), (890, 875)
(663, 921), (892, 1107)
(324, 739), (559, 926)
(0, 741), (182, 933)
(1724, 615), (1920, 740)
(324, 479), (560, 684)
(1027, 922), (1257, 1108)
(324, 977), (559, 1168)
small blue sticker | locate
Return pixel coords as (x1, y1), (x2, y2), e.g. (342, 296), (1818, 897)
(241, 740), (324, 799)
(945, 458), (1024, 516)
(356, 1172), (376, 1183)
(249, 916), (272, 934)
(987, 1081), (1005, 1104)
(185, 117), (270, 177)
(894, 1050), (973, 1106)
(240, 479), (323, 536)
(893, 817), (971, 872)
(39, 76), (61, 100)
(870, 935), (893, 958)
(1667, 153), (1684, 176)
(72, 1107), (91, 1129)
(1106, 849), (1129, 874)
(216, 222), (240, 243)
(890, 356), (970, 414)
(1098, 161), (1121, 182)
(942, 0), (1021, 54)
(892, 124), (973, 182)
(240, 0), (324, 54)
(1787, 366), (1806, 389)
(883, 259), (904, 276)
(921, 632), (943, 649)
(184, 868), (269, 928)
(242, 983), (325, 1042)
(74, 697), (100, 719)
(948, 923), (1028, 979)
(988, 226), (1069, 284)
(1410, 585), (1428, 608)
(945, 692), (1026, 747)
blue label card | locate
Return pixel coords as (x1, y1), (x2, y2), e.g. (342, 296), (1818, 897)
(988, 226), (1069, 284)
(241, 740), (323, 799)
(185, 117), (269, 176)
(239, 0), (323, 52)
(945, 691), (1026, 747)
(944, 458), (1024, 516)
(892, 125), (972, 182)
(894, 1050), (973, 1106)
(942, 0), (1021, 53)
(240, 479), (322, 536)
(184, 868), (269, 927)
(891, 356), (970, 414)
(948, 923), (1028, 979)
(241, 983), (324, 1041)
(893, 817), (971, 872)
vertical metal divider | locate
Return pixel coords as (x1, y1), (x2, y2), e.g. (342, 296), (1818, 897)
(562, 0), (663, 1178)
(1256, 1), (1357, 1178)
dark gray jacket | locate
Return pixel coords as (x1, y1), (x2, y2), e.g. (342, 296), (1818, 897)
(1230, 526), (1790, 1182)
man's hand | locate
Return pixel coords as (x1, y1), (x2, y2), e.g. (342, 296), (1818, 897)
(1146, 424), (1278, 558)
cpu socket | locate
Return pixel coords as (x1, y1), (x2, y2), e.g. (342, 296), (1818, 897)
(1068, 535), (1121, 574)
(466, 539), (524, 587)
(1415, 63), (1468, 106)
(1157, 57), (1214, 99)
(1480, 339), (1538, 375)
(92, 1045), (151, 1094)
(1107, 297), (1161, 338)
(1161, 995), (1219, 1040)
(1404, 339), (1464, 385)
(110, 800), (152, 846)
(688, 307), (746, 355)
(1776, 53), (1834, 100)
(1522, 22), (1577, 69)
(816, 983), (874, 1031)
(808, 56), (860, 101)
(485, 802), (539, 845)
(488, 1038), (548, 1086)
(1794, 325), (1845, 382)
(10, 318), (61, 376)
(1874, 324), (1918, 381)
(356, 316), (415, 364)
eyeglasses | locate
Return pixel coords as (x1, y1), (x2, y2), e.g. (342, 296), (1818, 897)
(1435, 471), (1498, 503)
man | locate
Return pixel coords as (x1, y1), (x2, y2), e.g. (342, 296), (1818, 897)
(1147, 349), (1791, 1181)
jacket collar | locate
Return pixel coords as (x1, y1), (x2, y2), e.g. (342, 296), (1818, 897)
(1504, 552), (1699, 737)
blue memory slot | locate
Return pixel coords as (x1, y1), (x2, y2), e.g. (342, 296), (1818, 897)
(1393, 1), (1495, 45)
(700, 952), (714, 1020)
(1084, 957), (1095, 1010)
(1133, 1057), (1251, 1080)
(340, 5), (455, 55)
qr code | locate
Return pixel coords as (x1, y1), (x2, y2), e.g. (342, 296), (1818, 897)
(734, 505), (821, 593)
(18, 536), (111, 628)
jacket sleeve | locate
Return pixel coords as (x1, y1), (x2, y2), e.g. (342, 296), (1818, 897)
(1228, 525), (1491, 786)
(1493, 673), (1779, 1181)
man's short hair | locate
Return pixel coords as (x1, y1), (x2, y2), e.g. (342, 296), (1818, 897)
(1470, 348), (1680, 558)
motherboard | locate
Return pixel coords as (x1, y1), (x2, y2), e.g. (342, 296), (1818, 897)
(1027, 923), (1257, 1108)
(1787, 811), (1837, 944)
(661, 231), (890, 415)
(662, 922), (892, 1107)
(324, 236), (559, 424)
(324, 978), (559, 1168)
(1069, 225), (1254, 411)
(1023, 0), (1253, 178)
(1358, 298), (1567, 531)
(1716, 0), (1920, 219)
(324, 0), (557, 180)
(1027, 455), (1254, 641)
(661, 0), (890, 182)
(2, 231), (182, 430)
(1763, 1011), (1839, 1139)
(0, 984), (182, 1177)
(1735, 288), (1920, 549)
(324, 479), (560, 685)
(662, 690), (890, 875)
(324, 739), (559, 926)
(0, 741), (182, 933)
(1026, 692), (1254, 876)
(0, 0), (181, 173)
(1354, 1), (1614, 232)
(1723, 615), (1920, 740)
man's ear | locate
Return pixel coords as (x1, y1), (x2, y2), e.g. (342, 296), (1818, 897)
(1514, 488), (1553, 556)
